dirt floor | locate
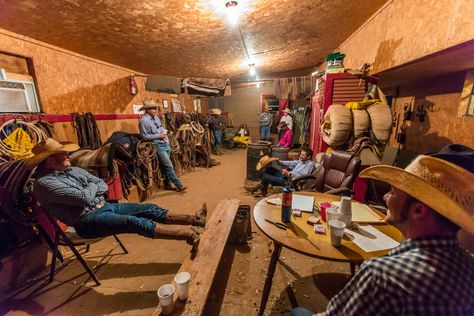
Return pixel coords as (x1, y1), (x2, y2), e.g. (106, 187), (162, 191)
(1, 149), (352, 316)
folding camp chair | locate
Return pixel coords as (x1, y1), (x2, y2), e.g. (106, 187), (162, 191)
(35, 202), (128, 286)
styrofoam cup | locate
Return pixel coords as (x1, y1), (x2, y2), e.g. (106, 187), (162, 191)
(326, 206), (340, 223)
(174, 271), (191, 301)
(157, 284), (175, 315)
(329, 219), (346, 247)
(340, 196), (352, 215)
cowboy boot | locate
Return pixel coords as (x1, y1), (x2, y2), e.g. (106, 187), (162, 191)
(166, 203), (207, 227)
(253, 186), (268, 197)
(244, 182), (262, 193)
(154, 223), (200, 246)
(176, 184), (188, 192)
(163, 183), (176, 191)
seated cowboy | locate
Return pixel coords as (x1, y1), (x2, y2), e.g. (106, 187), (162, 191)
(233, 124), (251, 147)
(245, 148), (314, 197)
(277, 121), (293, 148)
(29, 138), (206, 251)
(289, 145), (474, 316)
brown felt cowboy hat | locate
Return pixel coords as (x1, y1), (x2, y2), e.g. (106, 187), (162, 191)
(256, 155), (279, 171)
(359, 155), (474, 234)
(25, 138), (80, 170)
(139, 100), (160, 111)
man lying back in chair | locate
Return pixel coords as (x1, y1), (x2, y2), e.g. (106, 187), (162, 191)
(245, 148), (314, 197)
(27, 138), (205, 250)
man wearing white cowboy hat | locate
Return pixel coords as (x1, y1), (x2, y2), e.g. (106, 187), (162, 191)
(279, 108), (293, 131)
(31, 138), (206, 250)
(258, 105), (273, 141)
(245, 148), (313, 197)
(289, 146), (474, 316)
(139, 100), (187, 192)
(207, 108), (223, 155)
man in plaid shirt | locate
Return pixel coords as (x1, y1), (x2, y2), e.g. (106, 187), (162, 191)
(290, 146), (474, 316)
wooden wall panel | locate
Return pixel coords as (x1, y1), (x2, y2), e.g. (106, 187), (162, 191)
(339, 0), (474, 74)
(0, 28), (209, 143)
(389, 72), (474, 153)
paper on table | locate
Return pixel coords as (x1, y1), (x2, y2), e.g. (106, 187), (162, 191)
(265, 197), (282, 205)
(344, 225), (399, 252)
(291, 194), (315, 213)
(333, 201), (384, 223)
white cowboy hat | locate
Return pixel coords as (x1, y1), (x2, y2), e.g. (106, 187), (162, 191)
(139, 100), (160, 111)
(211, 108), (222, 115)
(359, 155), (474, 234)
(256, 155), (279, 171)
(25, 138), (80, 170)
(282, 108), (291, 113)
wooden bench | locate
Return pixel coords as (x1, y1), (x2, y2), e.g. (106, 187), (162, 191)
(153, 199), (240, 316)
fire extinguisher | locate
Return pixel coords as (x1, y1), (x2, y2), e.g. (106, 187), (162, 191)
(129, 75), (138, 95)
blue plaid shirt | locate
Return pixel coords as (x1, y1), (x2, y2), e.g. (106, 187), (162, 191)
(139, 114), (168, 144)
(326, 236), (474, 315)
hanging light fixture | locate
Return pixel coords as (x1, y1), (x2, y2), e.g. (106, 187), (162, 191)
(225, 1), (240, 26)
(248, 63), (256, 76)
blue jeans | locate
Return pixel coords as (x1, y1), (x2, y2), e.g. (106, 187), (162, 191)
(260, 125), (271, 140)
(261, 166), (288, 190)
(74, 203), (168, 238)
(289, 307), (315, 316)
(155, 142), (182, 186)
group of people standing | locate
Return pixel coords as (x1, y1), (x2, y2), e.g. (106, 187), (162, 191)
(258, 106), (293, 148)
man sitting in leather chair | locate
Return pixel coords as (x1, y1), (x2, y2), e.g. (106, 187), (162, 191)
(245, 148), (314, 197)
(29, 138), (206, 251)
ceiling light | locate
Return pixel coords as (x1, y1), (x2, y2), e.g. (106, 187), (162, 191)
(248, 63), (256, 76)
(225, 1), (240, 26)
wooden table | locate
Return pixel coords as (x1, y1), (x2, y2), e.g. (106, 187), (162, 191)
(253, 192), (403, 316)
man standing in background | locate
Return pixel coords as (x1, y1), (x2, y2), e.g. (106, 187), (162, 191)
(139, 100), (187, 192)
(258, 105), (273, 141)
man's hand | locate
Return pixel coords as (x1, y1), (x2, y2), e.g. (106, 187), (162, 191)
(159, 132), (166, 139)
(282, 169), (289, 176)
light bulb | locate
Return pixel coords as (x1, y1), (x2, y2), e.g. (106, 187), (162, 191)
(249, 67), (256, 76)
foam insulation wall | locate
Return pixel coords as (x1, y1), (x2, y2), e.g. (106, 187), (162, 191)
(338, 0), (474, 73)
(223, 83), (275, 140)
(0, 28), (208, 142)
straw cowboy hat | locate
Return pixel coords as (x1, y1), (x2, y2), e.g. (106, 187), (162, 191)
(256, 155), (279, 171)
(25, 138), (80, 169)
(139, 100), (159, 111)
(282, 108), (291, 113)
(359, 155), (474, 234)
(211, 108), (222, 115)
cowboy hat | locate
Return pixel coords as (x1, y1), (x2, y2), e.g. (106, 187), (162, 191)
(256, 155), (279, 171)
(25, 138), (80, 170)
(281, 108), (291, 113)
(139, 100), (159, 111)
(211, 108), (222, 115)
(359, 155), (474, 234)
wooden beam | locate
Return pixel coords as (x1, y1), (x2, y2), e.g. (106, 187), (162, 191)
(153, 199), (240, 316)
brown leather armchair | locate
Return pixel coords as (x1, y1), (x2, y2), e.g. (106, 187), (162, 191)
(291, 150), (361, 196)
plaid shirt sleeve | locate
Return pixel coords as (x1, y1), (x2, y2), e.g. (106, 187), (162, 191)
(325, 262), (395, 316)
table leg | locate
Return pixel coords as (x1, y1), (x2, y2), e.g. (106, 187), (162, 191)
(259, 242), (282, 316)
(350, 262), (356, 276)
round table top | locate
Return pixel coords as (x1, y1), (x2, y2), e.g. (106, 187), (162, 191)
(253, 192), (403, 263)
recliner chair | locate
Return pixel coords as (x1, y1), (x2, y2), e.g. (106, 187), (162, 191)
(291, 150), (361, 196)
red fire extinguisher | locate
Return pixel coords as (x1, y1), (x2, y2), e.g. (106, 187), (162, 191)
(129, 76), (138, 95)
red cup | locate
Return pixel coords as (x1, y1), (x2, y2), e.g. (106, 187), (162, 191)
(319, 203), (332, 222)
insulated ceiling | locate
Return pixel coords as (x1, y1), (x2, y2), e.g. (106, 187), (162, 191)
(0, 0), (388, 80)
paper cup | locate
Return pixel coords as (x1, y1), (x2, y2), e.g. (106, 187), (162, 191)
(319, 203), (332, 222)
(157, 284), (175, 315)
(326, 206), (340, 223)
(174, 271), (191, 302)
(340, 196), (352, 215)
(329, 219), (346, 247)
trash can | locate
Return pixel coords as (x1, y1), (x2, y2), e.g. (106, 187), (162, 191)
(247, 141), (271, 181)
(271, 146), (289, 160)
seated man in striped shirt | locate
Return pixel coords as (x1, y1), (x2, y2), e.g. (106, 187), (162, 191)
(290, 146), (474, 316)
(30, 138), (205, 250)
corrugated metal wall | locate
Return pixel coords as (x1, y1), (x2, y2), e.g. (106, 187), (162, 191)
(223, 83), (274, 139)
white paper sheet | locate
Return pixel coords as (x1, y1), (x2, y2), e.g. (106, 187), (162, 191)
(291, 194), (315, 213)
(344, 225), (399, 252)
(333, 201), (384, 223)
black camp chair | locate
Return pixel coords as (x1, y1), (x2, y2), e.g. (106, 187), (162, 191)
(34, 201), (128, 286)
